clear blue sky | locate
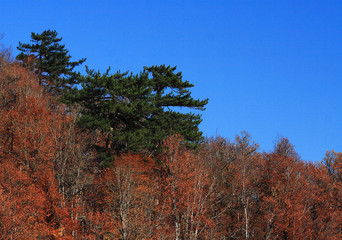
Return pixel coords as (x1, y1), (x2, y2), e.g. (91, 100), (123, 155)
(1, 0), (341, 162)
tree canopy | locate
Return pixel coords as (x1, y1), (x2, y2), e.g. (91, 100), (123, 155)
(16, 29), (86, 95)
(1, 42), (342, 239)
(64, 65), (208, 157)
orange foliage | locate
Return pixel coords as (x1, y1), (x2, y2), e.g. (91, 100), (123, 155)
(102, 153), (158, 239)
(0, 60), (76, 238)
(157, 134), (217, 239)
(258, 154), (312, 239)
(1, 54), (341, 239)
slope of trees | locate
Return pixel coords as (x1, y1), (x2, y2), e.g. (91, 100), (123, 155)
(1, 37), (342, 239)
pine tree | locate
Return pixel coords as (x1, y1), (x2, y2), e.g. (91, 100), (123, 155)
(17, 29), (86, 96)
(65, 65), (208, 159)
(145, 65), (207, 149)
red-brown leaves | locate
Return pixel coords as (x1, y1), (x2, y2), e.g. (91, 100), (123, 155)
(157, 135), (216, 239)
(101, 154), (157, 239)
(1, 55), (342, 239)
(0, 60), (76, 239)
(259, 154), (310, 239)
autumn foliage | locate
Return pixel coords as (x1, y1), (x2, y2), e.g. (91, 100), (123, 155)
(1, 52), (342, 239)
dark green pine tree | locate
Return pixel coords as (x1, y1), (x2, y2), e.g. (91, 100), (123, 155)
(65, 65), (208, 162)
(17, 30), (86, 96)
(145, 65), (208, 149)
(64, 66), (154, 160)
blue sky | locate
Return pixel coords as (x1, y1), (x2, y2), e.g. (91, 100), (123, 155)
(1, 0), (341, 162)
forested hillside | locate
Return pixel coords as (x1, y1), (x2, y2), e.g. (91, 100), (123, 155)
(0, 32), (341, 239)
